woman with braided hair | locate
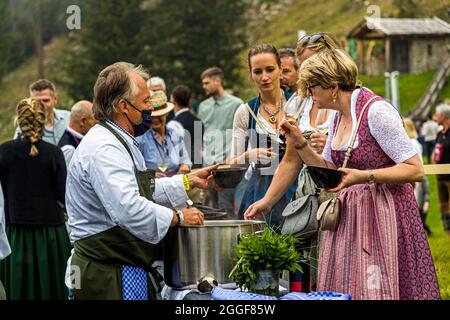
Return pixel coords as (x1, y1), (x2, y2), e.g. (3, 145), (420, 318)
(0, 98), (71, 299)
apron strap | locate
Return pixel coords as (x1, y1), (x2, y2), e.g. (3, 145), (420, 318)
(98, 121), (137, 167)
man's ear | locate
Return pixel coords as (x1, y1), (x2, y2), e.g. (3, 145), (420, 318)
(79, 116), (86, 128)
(117, 98), (128, 113)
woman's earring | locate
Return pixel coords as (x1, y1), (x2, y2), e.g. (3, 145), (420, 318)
(332, 93), (337, 103)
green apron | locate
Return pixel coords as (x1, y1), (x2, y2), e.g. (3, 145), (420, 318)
(71, 122), (158, 300)
(0, 280), (6, 300)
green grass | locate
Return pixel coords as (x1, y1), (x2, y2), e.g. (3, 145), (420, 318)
(425, 171), (450, 300)
(0, 0), (448, 299)
(0, 38), (72, 144)
(360, 70), (438, 115)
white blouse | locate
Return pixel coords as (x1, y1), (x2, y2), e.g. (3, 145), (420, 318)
(231, 102), (281, 158)
(0, 183), (11, 260)
(322, 89), (417, 164)
(284, 95), (330, 132)
(231, 94), (333, 158)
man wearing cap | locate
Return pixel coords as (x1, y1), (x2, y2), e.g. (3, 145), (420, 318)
(65, 62), (218, 300)
(432, 103), (450, 235)
(137, 90), (192, 178)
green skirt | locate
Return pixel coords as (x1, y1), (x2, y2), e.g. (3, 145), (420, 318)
(0, 224), (72, 300)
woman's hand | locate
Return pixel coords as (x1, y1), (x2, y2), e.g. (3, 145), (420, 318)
(328, 168), (367, 193)
(243, 198), (272, 221)
(423, 201), (430, 213)
(310, 131), (327, 154)
(279, 118), (303, 142)
(246, 148), (277, 164)
(178, 164), (190, 174)
(155, 172), (166, 178)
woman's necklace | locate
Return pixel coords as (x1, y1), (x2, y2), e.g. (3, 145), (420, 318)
(261, 98), (282, 124)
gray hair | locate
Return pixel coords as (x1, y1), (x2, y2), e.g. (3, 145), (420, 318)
(147, 76), (166, 91)
(279, 48), (299, 70)
(70, 100), (93, 121)
(436, 103), (450, 119)
(93, 62), (149, 121)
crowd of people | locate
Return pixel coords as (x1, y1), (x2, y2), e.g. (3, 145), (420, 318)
(0, 32), (449, 300)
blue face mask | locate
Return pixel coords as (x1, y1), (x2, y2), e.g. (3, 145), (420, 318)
(124, 99), (152, 137)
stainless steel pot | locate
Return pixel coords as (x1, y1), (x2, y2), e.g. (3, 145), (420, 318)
(163, 220), (265, 287)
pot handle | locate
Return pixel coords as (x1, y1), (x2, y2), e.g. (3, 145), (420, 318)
(236, 230), (264, 243)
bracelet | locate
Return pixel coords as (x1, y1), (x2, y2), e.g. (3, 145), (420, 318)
(176, 210), (184, 225)
(368, 170), (376, 184)
(294, 140), (308, 150)
(182, 174), (191, 191)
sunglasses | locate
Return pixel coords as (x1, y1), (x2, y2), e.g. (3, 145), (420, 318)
(299, 33), (331, 48)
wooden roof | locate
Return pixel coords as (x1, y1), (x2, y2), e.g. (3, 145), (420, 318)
(349, 16), (450, 39)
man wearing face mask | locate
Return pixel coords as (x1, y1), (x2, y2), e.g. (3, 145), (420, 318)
(65, 62), (219, 300)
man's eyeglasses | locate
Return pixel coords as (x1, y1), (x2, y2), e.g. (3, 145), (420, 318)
(299, 33), (330, 48)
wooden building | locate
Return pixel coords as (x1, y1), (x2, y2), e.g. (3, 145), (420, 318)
(348, 16), (450, 75)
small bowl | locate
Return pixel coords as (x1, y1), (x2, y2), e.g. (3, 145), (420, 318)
(212, 167), (247, 189)
(307, 166), (343, 189)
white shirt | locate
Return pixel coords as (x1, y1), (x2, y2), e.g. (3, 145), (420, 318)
(0, 183), (11, 260)
(284, 94), (332, 132)
(323, 89), (417, 164)
(421, 120), (440, 142)
(166, 108), (191, 138)
(66, 122), (189, 245)
(61, 127), (84, 167)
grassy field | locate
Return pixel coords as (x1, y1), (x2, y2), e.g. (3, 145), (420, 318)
(362, 71), (450, 299)
(425, 165), (450, 300)
(0, 0), (448, 299)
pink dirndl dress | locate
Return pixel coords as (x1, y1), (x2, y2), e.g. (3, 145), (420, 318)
(317, 88), (440, 300)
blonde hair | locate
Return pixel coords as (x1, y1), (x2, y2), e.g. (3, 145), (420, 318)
(296, 32), (340, 58)
(298, 48), (359, 97)
(15, 98), (46, 157)
(403, 118), (418, 139)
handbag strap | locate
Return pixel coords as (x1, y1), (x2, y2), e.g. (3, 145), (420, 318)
(341, 96), (379, 168)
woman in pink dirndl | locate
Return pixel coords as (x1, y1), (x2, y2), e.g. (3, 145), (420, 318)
(267, 49), (439, 300)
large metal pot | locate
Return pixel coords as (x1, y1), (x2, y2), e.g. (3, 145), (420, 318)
(163, 220), (265, 287)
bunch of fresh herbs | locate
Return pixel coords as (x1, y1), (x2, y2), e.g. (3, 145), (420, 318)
(229, 226), (302, 294)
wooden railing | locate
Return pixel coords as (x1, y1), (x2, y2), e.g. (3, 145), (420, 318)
(408, 54), (450, 121)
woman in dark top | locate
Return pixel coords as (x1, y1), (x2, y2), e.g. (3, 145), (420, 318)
(0, 98), (71, 300)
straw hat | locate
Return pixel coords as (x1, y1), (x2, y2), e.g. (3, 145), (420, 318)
(149, 90), (174, 117)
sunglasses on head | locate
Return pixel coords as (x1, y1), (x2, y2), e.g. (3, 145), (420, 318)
(299, 33), (330, 48)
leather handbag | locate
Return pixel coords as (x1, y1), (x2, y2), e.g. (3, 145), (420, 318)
(281, 166), (319, 238)
(316, 96), (378, 232)
(316, 196), (341, 231)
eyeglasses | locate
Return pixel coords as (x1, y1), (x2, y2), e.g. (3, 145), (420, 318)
(306, 84), (320, 97)
(299, 33), (330, 48)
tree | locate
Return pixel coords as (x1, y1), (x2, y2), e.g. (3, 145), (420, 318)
(0, 1), (12, 81)
(138, 0), (249, 96)
(393, 0), (423, 18)
(0, 0), (76, 80)
(61, 0), (148, 100)
(62, 0), (249, 100)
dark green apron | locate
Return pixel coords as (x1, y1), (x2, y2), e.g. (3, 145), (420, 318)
(71, 122), (158, 300)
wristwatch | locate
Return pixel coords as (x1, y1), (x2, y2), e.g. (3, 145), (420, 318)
(176, 210), (184, 225)
(367, 170), (376, 184)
